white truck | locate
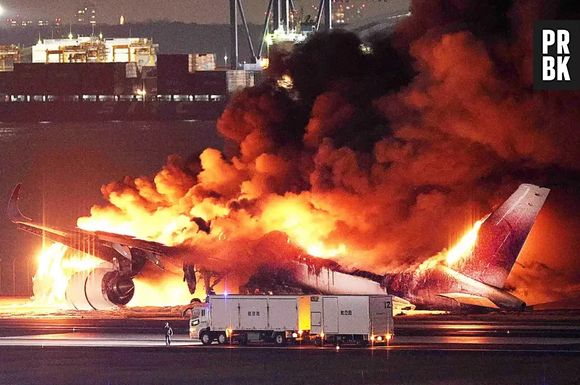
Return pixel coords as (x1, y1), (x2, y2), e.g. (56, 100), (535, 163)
(189, 295), (311, 346)
(189, 294), (394, 346)
(309, 295), (394, 346)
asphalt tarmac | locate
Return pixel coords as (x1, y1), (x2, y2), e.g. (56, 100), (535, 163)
(0, 315), (579, 384)
(1, 342), (579, 385)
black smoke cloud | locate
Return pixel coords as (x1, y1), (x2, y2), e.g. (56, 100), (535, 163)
(82, 0), (580, 304)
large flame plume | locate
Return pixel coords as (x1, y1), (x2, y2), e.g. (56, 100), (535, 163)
(26, 0), (580, 307)
(417, 217), (487, 273)
(74, 0), (579, 305)
(31, 242), (194, 308)
(445, 217), (487, 267)
(32, 243), (102, 307)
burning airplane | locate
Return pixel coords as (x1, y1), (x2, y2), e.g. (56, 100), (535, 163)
(7, 1), (579, 313)
(8, 182), (548, 311)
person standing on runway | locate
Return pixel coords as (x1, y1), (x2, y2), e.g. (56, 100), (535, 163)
(164, 322), (174, 346)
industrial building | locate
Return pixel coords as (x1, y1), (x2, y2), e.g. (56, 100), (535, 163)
(29, 37), (158, 67)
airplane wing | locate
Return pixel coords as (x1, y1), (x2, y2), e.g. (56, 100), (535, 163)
(7, 184), (176, 271)
(8, 185), (234, 309)
(438, 292), (500, 309)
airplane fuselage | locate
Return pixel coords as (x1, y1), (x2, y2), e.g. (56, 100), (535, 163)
(8, 183), (547, 312)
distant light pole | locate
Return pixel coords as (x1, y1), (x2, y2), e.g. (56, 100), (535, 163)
(27, 258), (31, 296)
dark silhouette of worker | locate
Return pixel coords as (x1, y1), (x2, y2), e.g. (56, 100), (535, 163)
(164, 322), (174, 346)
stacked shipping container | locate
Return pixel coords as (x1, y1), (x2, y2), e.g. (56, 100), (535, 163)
(156, 54), (253, 95)
(0, 56), (258, 98)
(5, 63), (128, 95)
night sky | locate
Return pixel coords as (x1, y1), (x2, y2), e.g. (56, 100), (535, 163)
(0, 0), (410, 25)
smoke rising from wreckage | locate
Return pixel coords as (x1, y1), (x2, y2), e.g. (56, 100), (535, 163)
(8, 0), (580, 310)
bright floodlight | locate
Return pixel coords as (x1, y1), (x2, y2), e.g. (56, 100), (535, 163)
(0, 5), (4, 16)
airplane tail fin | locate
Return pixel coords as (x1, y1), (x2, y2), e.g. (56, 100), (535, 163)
(456, 184), (550, 288)
(7, 184), (33, 223)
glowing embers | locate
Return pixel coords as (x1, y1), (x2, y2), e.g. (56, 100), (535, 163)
(277, 74), (294, 89)
(32, 242), (102, 307)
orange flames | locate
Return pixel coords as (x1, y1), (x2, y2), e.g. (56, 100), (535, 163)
(31, 242), (193, 308)
(417, 217), (486, 273)
(131, 276), (196, 307)
(26, 215), (489, 310)
(76, 186), (350, 261)
(444, 217), (486, 266)
(32, 243), (102, 307)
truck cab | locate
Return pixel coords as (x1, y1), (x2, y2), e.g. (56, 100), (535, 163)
(188, 295), (310, 346)
(189, 304), (210, 340)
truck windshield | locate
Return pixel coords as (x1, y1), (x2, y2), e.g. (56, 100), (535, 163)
(191, 309), (200, 319)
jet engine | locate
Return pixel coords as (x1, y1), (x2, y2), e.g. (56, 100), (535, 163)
(65, 267), (135, 310)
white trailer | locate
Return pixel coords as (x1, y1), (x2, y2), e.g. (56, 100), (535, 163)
(309, 295), (394, 346)
(189, 295), (311, 346)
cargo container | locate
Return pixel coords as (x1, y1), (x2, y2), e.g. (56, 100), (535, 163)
(227, 70), (254, 93)
(156, 54), (192, 94)
(0, 57), (258, 121)
(189, 294), (394, 346)
(190, 295), (311, 346)
(189, 53), (216, 71)
(309, 295), (394, 346)
(191, 71), (227, 95)
(0, 45), (20, 72)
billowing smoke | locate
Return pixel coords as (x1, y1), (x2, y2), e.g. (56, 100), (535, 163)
(78, 0), (580, 304)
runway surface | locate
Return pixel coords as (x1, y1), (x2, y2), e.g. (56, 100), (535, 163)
(0, 313), (579, 384)
(1, 341), (579, 385)
(1, 315), (580, 351)
(1, 332), (580, 353)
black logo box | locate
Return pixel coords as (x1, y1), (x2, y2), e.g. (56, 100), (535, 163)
(534, 20), (580, 90)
